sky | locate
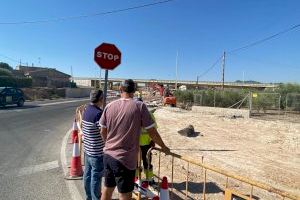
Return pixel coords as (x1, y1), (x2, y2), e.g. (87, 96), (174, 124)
(0, 0), (299, 83)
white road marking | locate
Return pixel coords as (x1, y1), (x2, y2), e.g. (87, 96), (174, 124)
(61, 129), (84, 200)
(39, 99), (89, 106)
(0, 161), (60, 177)
(16, 160), (59, 177)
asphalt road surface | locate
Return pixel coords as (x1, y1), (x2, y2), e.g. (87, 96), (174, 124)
(0, 99), (88, 200)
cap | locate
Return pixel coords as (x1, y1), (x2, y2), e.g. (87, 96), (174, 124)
(90, 90), (103, 103)
(120, 79), (136, 93)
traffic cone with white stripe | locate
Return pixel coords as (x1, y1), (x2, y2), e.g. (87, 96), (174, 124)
(159, 176), (169, 200)
(69, 120), (78, 144)
(68, 136), (83, 178)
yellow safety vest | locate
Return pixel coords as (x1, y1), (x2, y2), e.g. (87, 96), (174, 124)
(139, 112), (157, 146)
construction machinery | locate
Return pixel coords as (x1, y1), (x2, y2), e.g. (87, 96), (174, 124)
(151, 84), (176, 107)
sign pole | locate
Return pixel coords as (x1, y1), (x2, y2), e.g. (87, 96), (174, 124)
(94, 42), (121, 108)
(103, 69), (109, 109)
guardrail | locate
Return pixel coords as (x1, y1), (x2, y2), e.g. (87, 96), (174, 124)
(148, 147), (299, 200)
(73, 77), (278, 88)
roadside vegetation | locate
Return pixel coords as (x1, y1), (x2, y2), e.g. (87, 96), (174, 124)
(174, 83), (300, 111)
(0, 62), (32, 87)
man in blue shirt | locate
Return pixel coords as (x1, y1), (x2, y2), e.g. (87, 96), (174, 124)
(82, 90), (105, 200)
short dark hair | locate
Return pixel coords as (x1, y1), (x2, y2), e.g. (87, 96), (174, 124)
(120, 79), (136, 93)
(90, 90), (103, 103)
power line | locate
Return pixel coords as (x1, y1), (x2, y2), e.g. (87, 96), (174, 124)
(0, 54), (20, 63)
(198, 23), (300, 80)
(228, 23), (300, 54)
(197, 55), (223, 79)
(0, 53), (31, 66)
(0, 0), (176, 25)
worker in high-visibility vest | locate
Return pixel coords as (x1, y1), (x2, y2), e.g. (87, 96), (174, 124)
(135, 90), (142, 99)
(136, 98), (156, 182)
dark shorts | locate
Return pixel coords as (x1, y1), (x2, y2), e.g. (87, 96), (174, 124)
(103, 154), (136, 193)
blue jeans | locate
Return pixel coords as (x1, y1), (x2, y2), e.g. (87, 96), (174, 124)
(83, 153), (104, 200)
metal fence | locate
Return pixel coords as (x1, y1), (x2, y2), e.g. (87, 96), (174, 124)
(149, 148), (299, 200)
(249, 92), (281, 116)
(285, 93), (300, 112)
(179, 91), (300, 122)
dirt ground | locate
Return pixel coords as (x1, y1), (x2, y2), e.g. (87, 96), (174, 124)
(152, 107), (300, 200)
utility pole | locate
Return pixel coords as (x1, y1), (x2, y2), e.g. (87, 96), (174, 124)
(38, 57), (41, 66)
(196, 75), (199, 89)
(222, 51), (226, 90)
(70, 66), (73, 82)
(175, 51), (178, 90)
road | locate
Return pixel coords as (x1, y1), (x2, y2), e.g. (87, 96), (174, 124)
(0, 99), (88, 200)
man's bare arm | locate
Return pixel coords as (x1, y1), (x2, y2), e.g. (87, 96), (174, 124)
(147, 127), (170, 153)
(101, 127), (108, 142)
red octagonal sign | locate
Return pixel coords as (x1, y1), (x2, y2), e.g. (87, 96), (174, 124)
(94, 43), (121, 70)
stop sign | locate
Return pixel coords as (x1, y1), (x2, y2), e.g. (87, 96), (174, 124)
(94, 43), (121, 70)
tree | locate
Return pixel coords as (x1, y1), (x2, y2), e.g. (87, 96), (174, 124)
(0, 62), (13, 71)
(0, 68), (13, 76)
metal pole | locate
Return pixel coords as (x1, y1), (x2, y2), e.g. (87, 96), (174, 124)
(171, 156), (174, 199)
(214, 90), (216, 107)
(71, 66), (73, 82)
(278, 95), (281, 119)
(175, 51), (178, 90)
(249, 92), (252, 118)
(185, 162), (190, 199)
(222, 51), (226, 90)
(103, 69), (109, 108)
(99, 69), (102, 89)
(203, 169), (207, 200)
(196, 75), (199, 89)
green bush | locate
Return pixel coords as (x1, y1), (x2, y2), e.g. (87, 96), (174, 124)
(275, 83), (300, 109)
(0, 62), (13, 71)
(70, 81), (77, 88)
(0, 68), (13, 77)
(173, 90), (194, 103)
(0, 76), (32, 87)
(175, 89), (249, 108)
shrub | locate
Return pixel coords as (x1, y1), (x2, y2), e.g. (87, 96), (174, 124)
(0, 76), (32, 87)
(0, 62), (13, 71)
(0, 68), (13, 77)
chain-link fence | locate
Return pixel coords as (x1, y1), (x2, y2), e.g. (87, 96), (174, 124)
(175, 90), (300, 122)
(191, 90), (249, 108)
(249, 92), (281, 116)
(284, 93), (300, 122)
(285, 93), (300, 112)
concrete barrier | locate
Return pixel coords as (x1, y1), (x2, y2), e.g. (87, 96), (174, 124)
(65, 88), (92, 98)
(192, 106), (250, 118)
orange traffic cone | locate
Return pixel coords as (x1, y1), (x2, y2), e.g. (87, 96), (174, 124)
(159, 176), (169, 200)
(69, 120), (78, 144)
(69, 136), (83, 178)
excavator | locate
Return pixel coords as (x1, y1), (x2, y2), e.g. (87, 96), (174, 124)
(152, 84), (176, 107)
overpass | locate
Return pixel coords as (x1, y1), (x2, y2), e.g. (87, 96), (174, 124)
(73, 77), (278, 90)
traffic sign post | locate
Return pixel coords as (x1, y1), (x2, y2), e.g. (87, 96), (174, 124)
(103, 70), (109, 107)
(94, 43), (121, 108)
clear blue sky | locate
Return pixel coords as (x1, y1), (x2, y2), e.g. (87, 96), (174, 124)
(0, 0), (299, 83)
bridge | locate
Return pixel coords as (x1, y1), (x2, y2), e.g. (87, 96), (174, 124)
(73, 77), (278, 90)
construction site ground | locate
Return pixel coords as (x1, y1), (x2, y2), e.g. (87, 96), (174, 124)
(152, 107), (300, 200)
